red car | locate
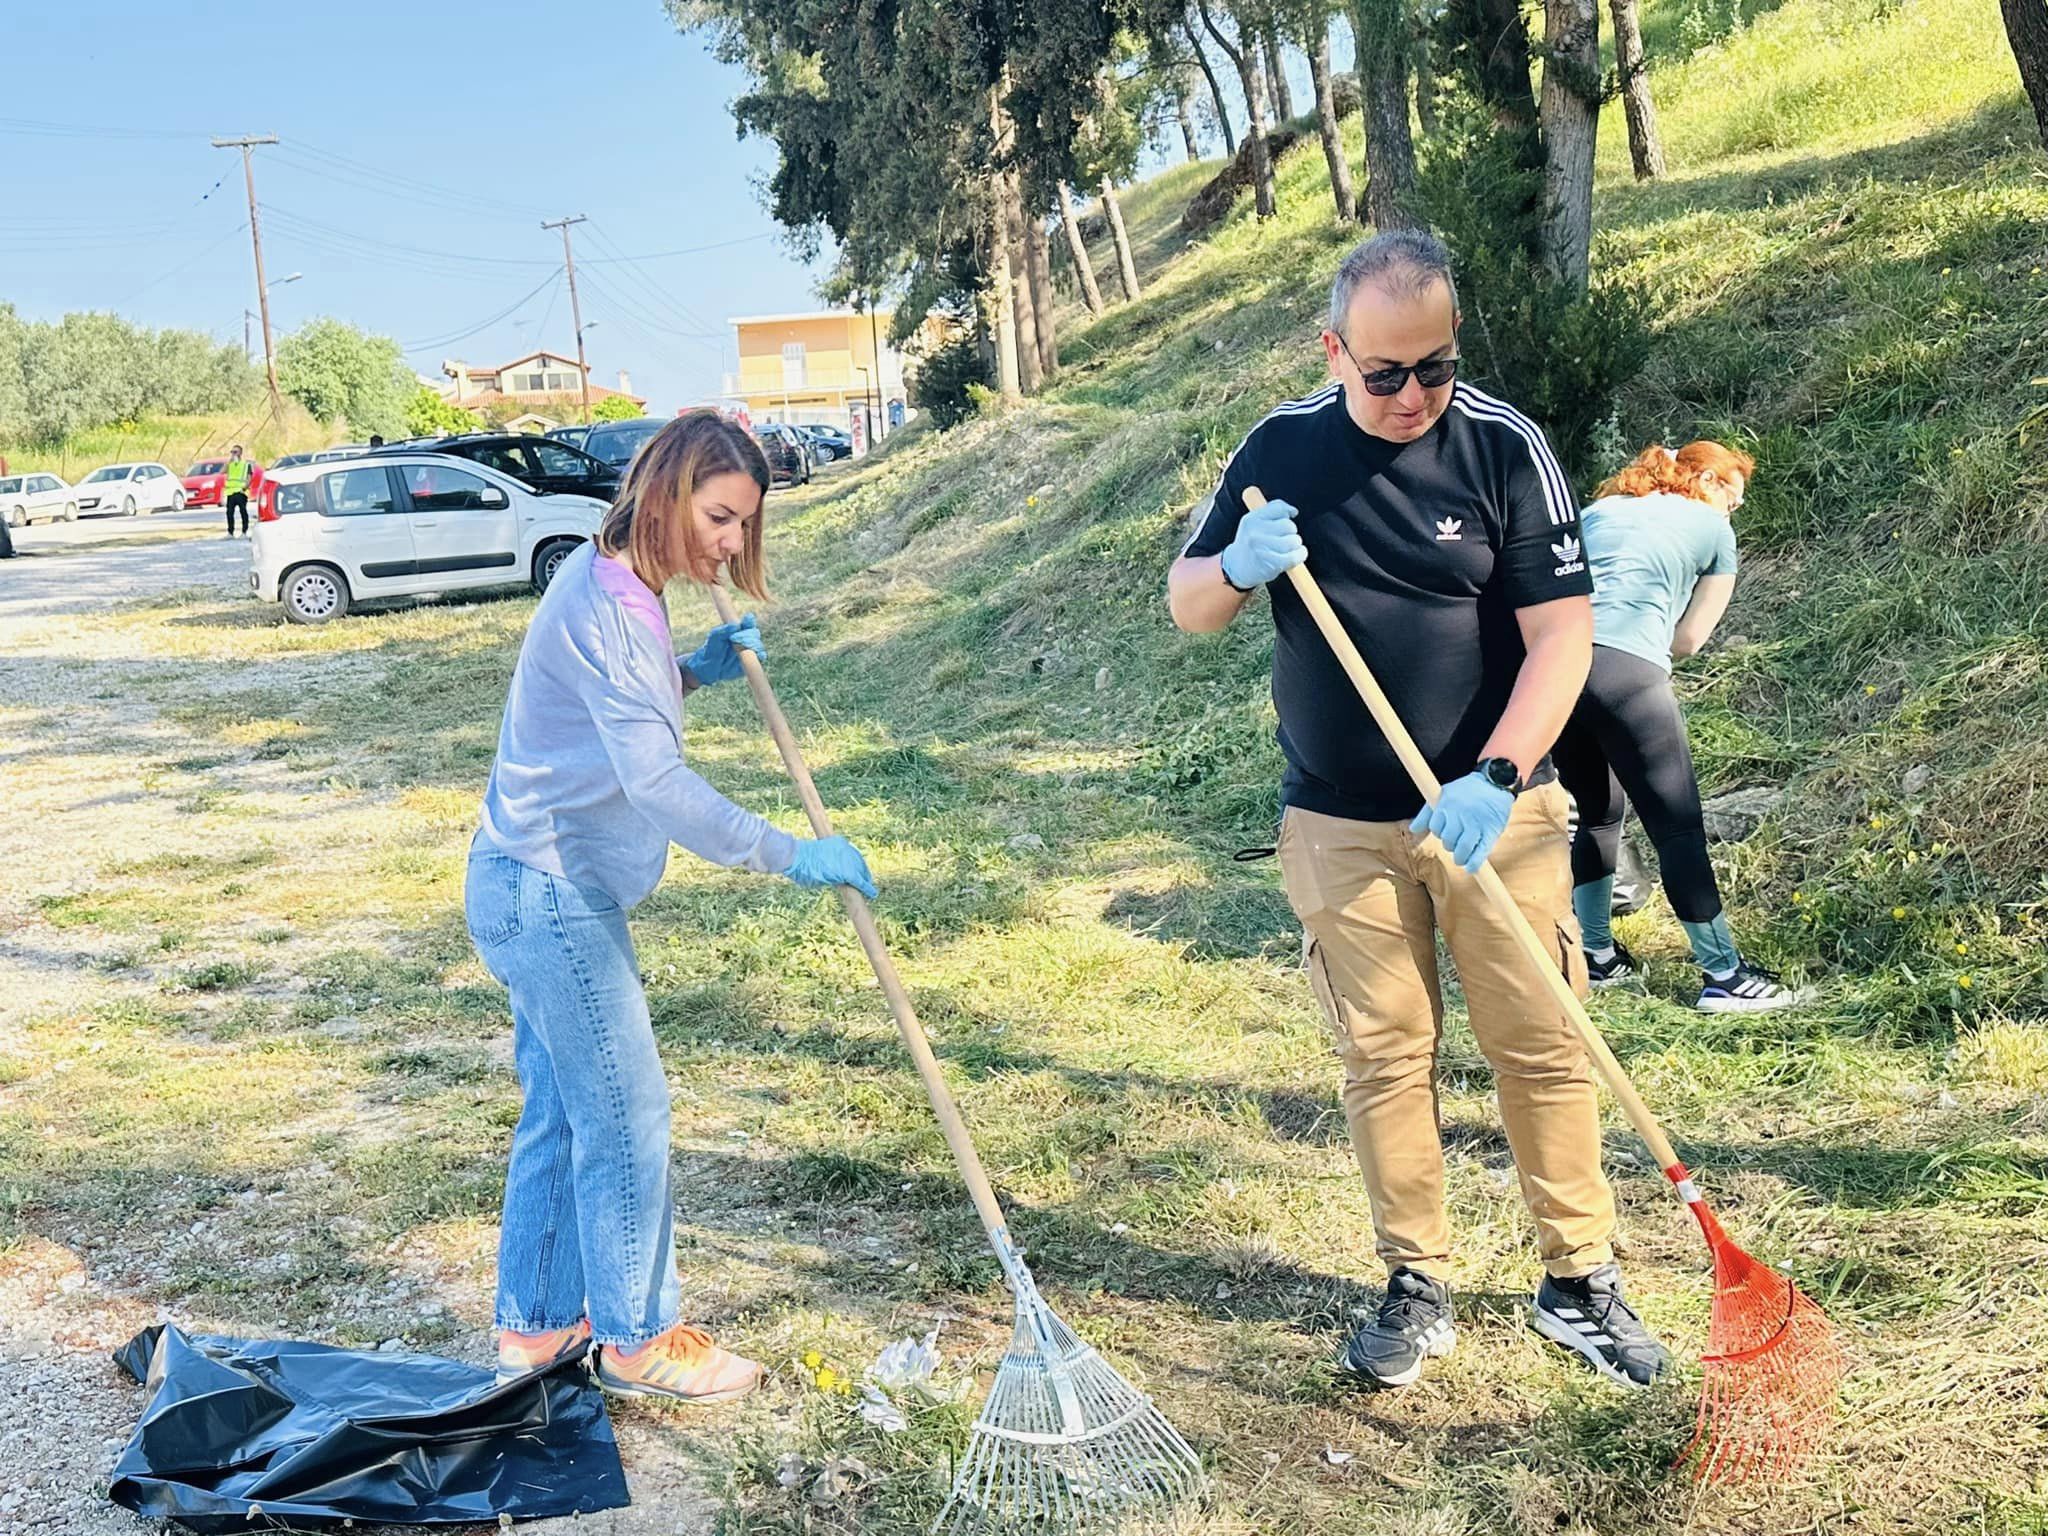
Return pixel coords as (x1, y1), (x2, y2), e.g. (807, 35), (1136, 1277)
(182, 458), (264, 508)
(182, 459), (227, 507)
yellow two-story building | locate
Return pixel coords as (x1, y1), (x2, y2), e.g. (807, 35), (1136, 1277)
(724, 309), (906, 444)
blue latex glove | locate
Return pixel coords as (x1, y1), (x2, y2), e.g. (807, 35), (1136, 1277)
(683, 613), (764, 687)
(784, 835), (878, 899)
(1219, 497), (1307, 589)
(1410, 771), (1515, 874)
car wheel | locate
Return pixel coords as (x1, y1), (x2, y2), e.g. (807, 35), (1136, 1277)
(282, 565), (350, 625)
(6, 506), (23, 528)
(63, 502), (78, 522)
(532, 537), (579, 595)
(124, 495), (138, 517)
(171, 490), (186, 511)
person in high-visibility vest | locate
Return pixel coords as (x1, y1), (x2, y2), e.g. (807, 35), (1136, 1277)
(223, 445), (255, 537)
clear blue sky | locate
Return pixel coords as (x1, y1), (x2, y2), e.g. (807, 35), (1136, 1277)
(0, 0), (845, 414)
(2, 3), (1317, 415)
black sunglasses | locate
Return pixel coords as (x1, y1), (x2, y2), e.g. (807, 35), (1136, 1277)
(1335, 332), (1460, 396)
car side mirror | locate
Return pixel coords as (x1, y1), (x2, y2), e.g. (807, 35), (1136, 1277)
(479, 487), (509, 508)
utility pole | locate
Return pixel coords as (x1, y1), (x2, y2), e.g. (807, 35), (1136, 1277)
(212, 134), (283, 423)
(542, 214), (592, 424)
(867, 294), (886, 442)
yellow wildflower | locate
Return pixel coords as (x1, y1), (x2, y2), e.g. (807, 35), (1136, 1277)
(1892, 907), (1908, 920)
(816, 1367), (841, 1392)
(802, 1350), (822, 1370)
(1955, 942), (1968, 955)
(1957, 975), (1973, 990)
(1792, 891), (1804, 903)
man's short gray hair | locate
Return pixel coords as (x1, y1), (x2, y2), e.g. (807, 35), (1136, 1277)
(1328, 230), (1459, 335)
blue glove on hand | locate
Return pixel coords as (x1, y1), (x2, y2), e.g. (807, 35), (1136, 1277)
(784, 835), (878, 899)
(683, 613), (764, 687)
(1219, 497), (1307, 589)
(1410, 771), (1515, 874)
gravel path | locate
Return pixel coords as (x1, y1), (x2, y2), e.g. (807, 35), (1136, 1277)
(0, 512), (248, 621)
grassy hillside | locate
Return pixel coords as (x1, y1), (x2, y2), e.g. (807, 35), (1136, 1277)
(0, 1), (2041, 1533)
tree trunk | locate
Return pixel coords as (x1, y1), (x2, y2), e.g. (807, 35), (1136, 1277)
(987, 90), (1020, 400)
(1175, 77), (1202, 160)
(1607, 0), (1665, 178)
(1539, 0), (1600, 294)
(1355, 0), (1418, 230)
(1309, 26), (1358, 223)
(1414, 17), (1440, 135)
(1199, 1), (1276, 219)
(1025, 201), (1057, 376)
(1102, 177), (1142, 301)
(1441, 0), (1538, 132)
(1057, 180), (1106, 315)
(1264, 31), (1295, 122)
(1007, 175), (1043, 394)
(2001, 0), (2048, 152)
(1183, 21), (1237, 154)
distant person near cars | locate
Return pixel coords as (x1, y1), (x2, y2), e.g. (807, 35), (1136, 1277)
(223, 445), (255, 536)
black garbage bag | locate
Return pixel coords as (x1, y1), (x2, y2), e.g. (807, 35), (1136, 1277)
(108, 1324), (630, 1532)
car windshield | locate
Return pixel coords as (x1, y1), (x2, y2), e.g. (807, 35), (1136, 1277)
(83, 466), (130, 483)
(188, 461), (224, 475)
(587, 422), (662, 465)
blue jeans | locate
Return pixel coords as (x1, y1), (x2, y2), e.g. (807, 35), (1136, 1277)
(465, 845), (681, 1346)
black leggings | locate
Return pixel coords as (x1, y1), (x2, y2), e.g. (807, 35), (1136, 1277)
(225, 492), (248, 534)
(1552, 645), (1724, 924)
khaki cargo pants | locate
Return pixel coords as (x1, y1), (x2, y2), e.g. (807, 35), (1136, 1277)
(1277, 784), (1615, 1281)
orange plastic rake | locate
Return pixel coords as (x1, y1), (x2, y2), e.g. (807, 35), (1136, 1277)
(1241, 486), (1846, 1478)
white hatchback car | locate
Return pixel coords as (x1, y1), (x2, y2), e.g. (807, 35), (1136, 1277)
(74, 461), (185, 517)
(1, 472), (79, 526)
(250, 453), (609, 624)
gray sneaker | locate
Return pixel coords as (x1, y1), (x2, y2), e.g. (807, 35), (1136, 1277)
(1531, 1264), (1671, 1387)
(1340, 1266), (1456, 1388)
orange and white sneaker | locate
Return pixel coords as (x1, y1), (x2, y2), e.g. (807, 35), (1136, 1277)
(594, 1323), (761, 1404)
(495, 1320), (593, 1383)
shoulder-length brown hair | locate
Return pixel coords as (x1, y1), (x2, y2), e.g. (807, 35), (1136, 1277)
(597, 410), (772, 599)
(1595, 439), (1756, 505)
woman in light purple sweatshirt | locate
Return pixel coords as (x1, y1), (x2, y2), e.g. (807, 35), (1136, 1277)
(466, 410), (874, 1403)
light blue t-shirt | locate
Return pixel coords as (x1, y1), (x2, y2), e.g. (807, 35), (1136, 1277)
(1580, 492), (1738, 671)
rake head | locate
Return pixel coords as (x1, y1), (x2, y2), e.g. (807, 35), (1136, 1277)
(937, 1260), (1205, 1533)
(1675, 1175), (1847, 1482)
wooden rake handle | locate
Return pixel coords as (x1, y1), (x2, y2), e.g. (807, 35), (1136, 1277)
(1241, 486), (1685, 1177)
(705, 583), (1022, 1261)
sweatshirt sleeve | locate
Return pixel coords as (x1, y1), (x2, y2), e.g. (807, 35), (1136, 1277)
(588, 643), (798, 876)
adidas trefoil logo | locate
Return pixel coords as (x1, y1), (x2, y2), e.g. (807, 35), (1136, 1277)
(1434, 517), (1463, 542)
(1552, 533), (1585, 576)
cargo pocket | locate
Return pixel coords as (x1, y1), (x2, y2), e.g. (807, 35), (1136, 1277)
(1303, 938), (1351, 1057)
(1555, 919), (1589, 999)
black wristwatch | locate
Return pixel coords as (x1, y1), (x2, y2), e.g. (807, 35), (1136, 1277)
(1476, 756), (1525, 795)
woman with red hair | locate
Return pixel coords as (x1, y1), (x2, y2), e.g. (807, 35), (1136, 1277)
(1553, 441), (1803, 1012)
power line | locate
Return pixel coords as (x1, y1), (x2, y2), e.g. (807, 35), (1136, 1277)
(541, 215), (593, 424)
(286, 139), (553, 220)
(265, 204), (554, 268)
(106, 220), (250, 312)
(582, 220), (724, 341)
(400, 265), (564, 351)
(0, 115), (198, 141)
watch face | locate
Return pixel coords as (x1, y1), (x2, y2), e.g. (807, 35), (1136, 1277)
(1483, 758), (1518, 790)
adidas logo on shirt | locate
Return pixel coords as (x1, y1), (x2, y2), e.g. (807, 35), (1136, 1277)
(1551, 534), (1584, 576)
(1434, 517), (1463, 541)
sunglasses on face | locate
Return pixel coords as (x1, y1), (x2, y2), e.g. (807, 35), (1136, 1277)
(1335, 332), (1460, 396)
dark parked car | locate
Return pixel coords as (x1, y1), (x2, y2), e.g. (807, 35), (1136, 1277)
(796, 424), (853, 463)
(545, 424), (592, 452)
(752, 423), (811, 487)
(580, 416), (669, 475)
(371, 433), (619, 501)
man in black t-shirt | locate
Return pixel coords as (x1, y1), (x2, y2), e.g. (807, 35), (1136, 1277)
(1168, 231), (1669, 1393)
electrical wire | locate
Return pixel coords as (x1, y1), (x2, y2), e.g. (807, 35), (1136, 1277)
(400, 265), (564, 351)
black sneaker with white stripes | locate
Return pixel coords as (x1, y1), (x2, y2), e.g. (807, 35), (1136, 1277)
(1531, 1264), (1671, 1388)
(1585, 940), (1638, 988)
(1340, 1266), (1456, 1388)
(1695, 957), (1806, 1013)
